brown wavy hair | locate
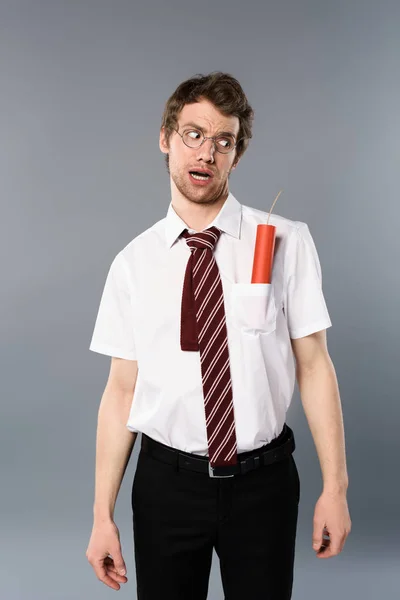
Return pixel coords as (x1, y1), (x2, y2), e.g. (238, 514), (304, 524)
(160, 71), (254, 170)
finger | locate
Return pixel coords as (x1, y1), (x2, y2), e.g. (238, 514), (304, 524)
(105, 569), (128, 584)
(314, 522), (331, 551)
(339, 532), (349, 552)
(317, 536), (346, 559)
(110, 552), (127, 577)
(312, 533), (323, 551)
(103, 557), (120, 572)
(322, 528), (345, 556)
(93, 563), (123, 590)
(316, 539), (332, 555)
(316, 547), (332, 558)
(328, 534), (344, 556)
(103, 557), (128, 581)
(314, 531), (330, 554)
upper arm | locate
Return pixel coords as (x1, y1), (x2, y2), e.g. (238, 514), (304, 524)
(283, 222), (332, 339)
(290, 329), (330, 373)
(89, 252), (137, 362)
(106, 357), (139, 395)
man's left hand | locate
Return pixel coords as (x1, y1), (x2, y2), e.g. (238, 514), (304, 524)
(312, 489), (352, 558)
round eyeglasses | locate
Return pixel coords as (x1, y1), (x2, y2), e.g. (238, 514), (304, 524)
(170, 126), (240, 154)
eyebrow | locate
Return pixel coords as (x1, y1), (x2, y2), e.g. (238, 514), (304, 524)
(180, 121), (237, 138)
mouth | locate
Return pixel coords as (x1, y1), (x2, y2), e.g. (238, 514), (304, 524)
(188, 170), (214, 185)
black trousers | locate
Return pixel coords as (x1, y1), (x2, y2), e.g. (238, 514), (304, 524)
(131, 426), (300, 600)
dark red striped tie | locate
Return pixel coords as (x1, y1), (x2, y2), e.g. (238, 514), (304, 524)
(180, 226), (238, 468)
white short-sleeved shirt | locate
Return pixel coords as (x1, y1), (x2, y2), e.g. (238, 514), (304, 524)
(89, 192), (332, 455)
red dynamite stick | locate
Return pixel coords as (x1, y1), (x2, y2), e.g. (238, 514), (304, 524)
(251, 224), (276, 283)
(251, 190), (283, 284)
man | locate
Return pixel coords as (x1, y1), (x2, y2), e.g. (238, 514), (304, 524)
(86, 72), (351, 599)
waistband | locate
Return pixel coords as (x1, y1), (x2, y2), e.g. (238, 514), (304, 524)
(140, 424), (295, 478)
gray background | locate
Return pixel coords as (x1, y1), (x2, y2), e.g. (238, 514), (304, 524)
(1, 0), (399, 598)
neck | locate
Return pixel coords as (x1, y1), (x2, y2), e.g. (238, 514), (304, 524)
(170, 183), (229, 231)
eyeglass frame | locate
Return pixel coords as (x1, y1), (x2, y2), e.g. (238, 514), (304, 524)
(169, 125), (243, 154)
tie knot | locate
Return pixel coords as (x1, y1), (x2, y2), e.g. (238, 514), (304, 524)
(181, 226), (222, 251)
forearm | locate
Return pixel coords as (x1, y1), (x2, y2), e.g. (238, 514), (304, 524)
(93, 386), (137, 523)
(296, 357), (349, 494)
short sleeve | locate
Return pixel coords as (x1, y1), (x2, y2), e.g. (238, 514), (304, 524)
(283, 222), (332, 339)
(89, 252), (137, 360)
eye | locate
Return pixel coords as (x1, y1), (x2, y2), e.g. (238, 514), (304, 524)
(216, 136), (234, 149)
(185, 129), (202, 139)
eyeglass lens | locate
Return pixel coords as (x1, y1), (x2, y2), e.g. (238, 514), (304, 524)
(182, 129), (236, 153)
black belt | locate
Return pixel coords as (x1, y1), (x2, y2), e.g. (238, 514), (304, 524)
(140, 424), (295, 478)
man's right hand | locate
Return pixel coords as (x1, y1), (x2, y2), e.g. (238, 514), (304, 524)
(86, 520), (128, 590)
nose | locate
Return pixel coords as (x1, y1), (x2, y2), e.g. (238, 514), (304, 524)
(195, 138), (216, 163)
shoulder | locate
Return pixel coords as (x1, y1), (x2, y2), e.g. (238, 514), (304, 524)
(241, 202), (307, 239)
(116, 216), (168, 265)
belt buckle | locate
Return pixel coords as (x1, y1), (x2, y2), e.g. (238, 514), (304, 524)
(208, 462), (235, 478)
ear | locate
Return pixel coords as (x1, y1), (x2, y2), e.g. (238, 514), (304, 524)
(231, 156), (241, 170)
(159, 127), (169, 154)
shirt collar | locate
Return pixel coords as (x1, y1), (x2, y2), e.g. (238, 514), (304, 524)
(165, 191), (242, 249)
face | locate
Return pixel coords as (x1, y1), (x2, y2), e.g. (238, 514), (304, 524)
(159, 98), (241, 206)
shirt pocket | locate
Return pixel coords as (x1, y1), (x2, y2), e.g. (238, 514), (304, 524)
(230, 283), (277, 335)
